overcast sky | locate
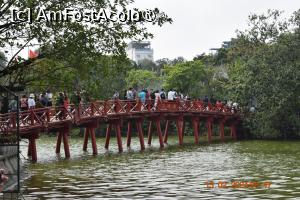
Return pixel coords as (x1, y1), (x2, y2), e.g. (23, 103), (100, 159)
(132, 0), (300, 60)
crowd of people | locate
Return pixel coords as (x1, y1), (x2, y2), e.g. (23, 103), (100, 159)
(0, 90), (82, 114)
(115, 88), (239, 113)
(0, 88), (239, 114)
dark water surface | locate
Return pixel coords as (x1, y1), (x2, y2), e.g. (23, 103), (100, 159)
(20, 136), (300, 199)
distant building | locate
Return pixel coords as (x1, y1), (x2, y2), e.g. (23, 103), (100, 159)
(126, 41), (154, 64)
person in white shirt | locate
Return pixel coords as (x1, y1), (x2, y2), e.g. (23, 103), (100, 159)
(126, 88), (134, 100)
(167, 89), (176, 100)
(28, 93), (36, 109)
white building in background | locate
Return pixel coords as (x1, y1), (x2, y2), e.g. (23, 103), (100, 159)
(126, 41), (154, 64)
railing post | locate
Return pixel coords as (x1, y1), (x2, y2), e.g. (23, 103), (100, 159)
(103, 101), (106, 116)
(77, 104), (81, 121)
(30, 109), (34, 125)
(90, 102), (94, 116)
(46, 108), (50, 122)
(11, 112), (16, 129)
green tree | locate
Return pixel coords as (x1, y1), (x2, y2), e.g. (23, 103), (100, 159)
(125, 69), (160, 90)
(0, 0), (172, 85)
(138, 59), (157, 72)
(163, 60), (214, 98)
(226, 9), (300, 138)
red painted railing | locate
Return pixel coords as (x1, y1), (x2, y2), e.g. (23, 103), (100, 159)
(0, 99), (234, 135)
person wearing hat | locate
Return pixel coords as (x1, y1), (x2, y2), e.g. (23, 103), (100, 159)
(28, 93), (36, 109)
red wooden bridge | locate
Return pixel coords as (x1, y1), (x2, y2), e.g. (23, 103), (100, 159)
(0, 99), (240, 162)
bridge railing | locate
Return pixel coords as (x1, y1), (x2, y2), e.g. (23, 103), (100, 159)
(0, 99), (236, 134)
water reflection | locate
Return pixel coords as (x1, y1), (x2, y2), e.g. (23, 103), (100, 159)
(20, 137), (300, 199)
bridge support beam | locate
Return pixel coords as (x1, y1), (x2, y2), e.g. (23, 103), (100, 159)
(147, 121), (152, 145)
(105, 121), (123, 152)
(30, 138), (37, 162)
(90, 128), (98, 155)
(230, 124), (237, 140)
(82, 126), (98, 155)
(83, 128), (89, 151)
(163, 117), (184, 145)
(105, 124), (111, 149)
(126, 121), (132, 147)
(126, 119), (145, 150)
(136, 119), (145, 150)
(163, 120), (169, 143)
(182, 121), (185, 140)
(176, 117), (184, 146)
(155, 120), (164, 148)
(206, 118), (213, 143)
(192, 117), (200, 144)
(219, 120), (225, 142)
(27, 140), (32, 156)
(62, 130), (70, 158)
(56, 132), (62, 154)
(55, 126), (71, 159)
(115, 123), (123, 152)
(26, 131), (39, 162)
(147, 119), (164, 148)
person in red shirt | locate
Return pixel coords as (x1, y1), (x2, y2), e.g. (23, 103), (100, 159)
(63, 94), (69, 110)
(20, 95), (28, 111)
(216, 100), (223, 111)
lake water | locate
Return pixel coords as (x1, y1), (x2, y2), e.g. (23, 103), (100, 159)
(20, 136), (300, 199)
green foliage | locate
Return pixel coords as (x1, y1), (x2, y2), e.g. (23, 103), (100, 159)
(226, 9), (300, 138)
(23, 55), (134, 99)
(0, 0), (172, 84)
(137, 59), (157, 72)
(163, 60), (215, 98)
(24, 58), (76, 91)
(81, 55), (134, 99)
(125, 69), (160, 90)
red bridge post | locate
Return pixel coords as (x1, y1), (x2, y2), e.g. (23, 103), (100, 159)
(176, 117), (184, 146)
(126, 121), (132, 147)
(147, 121), (152, 145)
(62, 128), (70, 158)
(219, 119), (225, 142)
(163, 120), (169, 144)
(30, 137), (37, 162)
(192, 117), (200, 144)
(90, 127), (98, 155)
(182, 121), (186, 140)
(83, 128), (90, 151)
(136, 118), (145, 150)
(55, 132), (62, 154)
(230, 124), (237, 140)
(26, 131), (39, 162)
(147, 118), (164, 148)
(155, 119), (164, 148)
(105, 121), (123, 152)
(27, 140), (32, 156)
(115, 122), (123, 152)
(206, 117), (213, 143)
(82, 124), (98, 155)
(104, 124), (112, 149)
(55, 126), (71, 159)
